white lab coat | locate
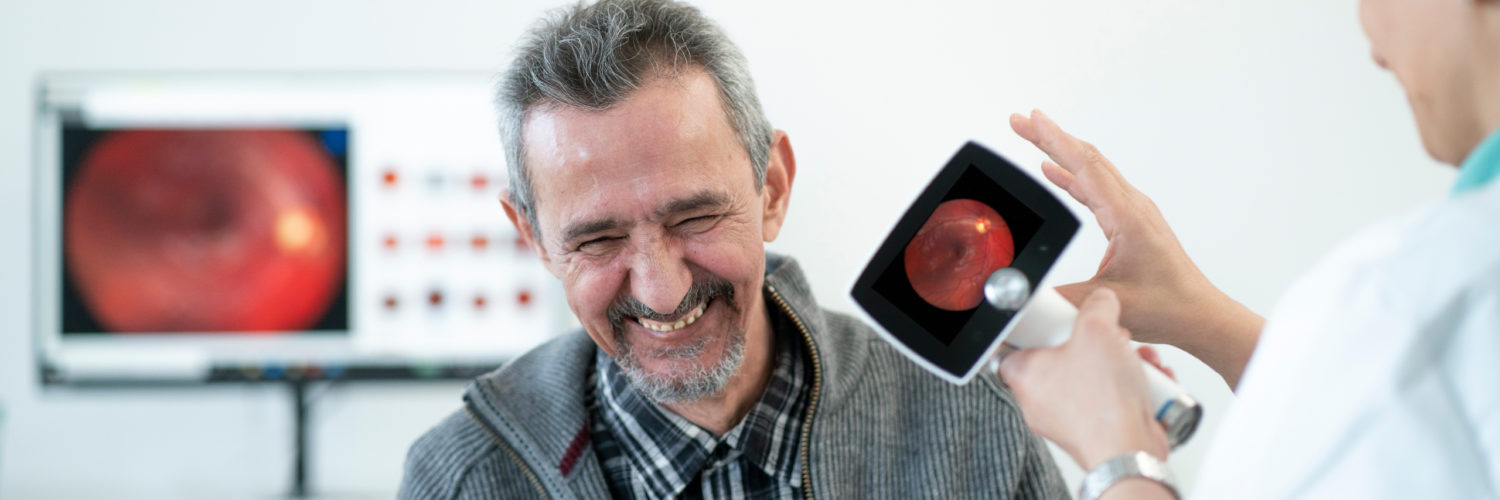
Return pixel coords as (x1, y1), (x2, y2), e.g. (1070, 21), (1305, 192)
(1190, 179), (1500, 499)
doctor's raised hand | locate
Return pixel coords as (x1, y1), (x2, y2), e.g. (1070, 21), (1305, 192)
(1008, 110), (1263, 388)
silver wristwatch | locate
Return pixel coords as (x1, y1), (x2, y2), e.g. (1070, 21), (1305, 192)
(1078, 451), (1180, 500)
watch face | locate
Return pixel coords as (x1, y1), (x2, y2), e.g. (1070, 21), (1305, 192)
(851, 142), (1078, 383)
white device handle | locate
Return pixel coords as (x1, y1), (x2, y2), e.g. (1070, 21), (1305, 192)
(1000, 287), (1202, 448)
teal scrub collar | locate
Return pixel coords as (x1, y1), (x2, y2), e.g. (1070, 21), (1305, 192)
(1453, 126), (1500, 196)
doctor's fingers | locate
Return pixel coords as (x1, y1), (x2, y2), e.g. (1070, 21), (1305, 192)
(1075, 288), (1126, 339)
(1026, 110), (1128, 186)
(995, 346), (1032, 387)
(995, 345), (1055, 409)
(1009, 111), (1134, 213)
(1135, 344), (1175, 380)
(999, 289), (1128, 388)
(994, 348), (1057, 439)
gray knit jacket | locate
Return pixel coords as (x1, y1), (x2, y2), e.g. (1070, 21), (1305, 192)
(399, 254), (1068, 499)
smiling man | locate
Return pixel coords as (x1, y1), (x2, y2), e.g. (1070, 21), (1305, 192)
(398, 0), (1066, 498)
(517, 67), (783, 427)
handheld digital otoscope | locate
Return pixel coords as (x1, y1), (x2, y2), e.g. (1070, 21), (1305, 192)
(851, 142), (1202, 448)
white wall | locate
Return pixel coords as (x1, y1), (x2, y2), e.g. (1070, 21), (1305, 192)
(0, 0), (1454, 498)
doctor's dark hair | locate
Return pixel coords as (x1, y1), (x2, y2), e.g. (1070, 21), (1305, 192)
(497, 0), (773, 238)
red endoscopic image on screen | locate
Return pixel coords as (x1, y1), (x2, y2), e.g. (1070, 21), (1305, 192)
(903, 199), (1015, 311)
(63, 129), (348, 333)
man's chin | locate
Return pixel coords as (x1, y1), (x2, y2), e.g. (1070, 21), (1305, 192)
(632, 353), (720, 380)
(616, 332), (746, 404)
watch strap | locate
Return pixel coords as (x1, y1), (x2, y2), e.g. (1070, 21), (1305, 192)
(1078, 451), (1179, 500)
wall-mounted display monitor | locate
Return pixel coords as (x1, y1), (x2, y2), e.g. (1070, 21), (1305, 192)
(33, 73), (571, 385)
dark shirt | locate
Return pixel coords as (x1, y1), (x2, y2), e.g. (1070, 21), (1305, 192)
(588, 305), (810, 499)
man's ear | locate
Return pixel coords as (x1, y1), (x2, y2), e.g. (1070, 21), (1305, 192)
(500, 188), (552, 266)
(760, 130), (797, 242)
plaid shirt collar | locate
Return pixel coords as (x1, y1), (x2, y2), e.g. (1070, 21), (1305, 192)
(591, 310), (810, 499)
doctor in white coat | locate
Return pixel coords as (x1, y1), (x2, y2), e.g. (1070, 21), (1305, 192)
(996, 0), (1500, 498)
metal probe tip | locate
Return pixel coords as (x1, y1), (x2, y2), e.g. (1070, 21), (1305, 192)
(984, 268), (1031, 311)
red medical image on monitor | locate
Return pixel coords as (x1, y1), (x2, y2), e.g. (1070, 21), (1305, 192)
(903, 199), (1015, 311)
(60, 128), (350, 334)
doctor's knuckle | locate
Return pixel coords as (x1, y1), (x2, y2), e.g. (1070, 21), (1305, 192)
(1080, 141), (1106, 165)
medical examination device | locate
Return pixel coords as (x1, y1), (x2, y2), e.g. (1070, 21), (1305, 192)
(851, 142), (1201, 448)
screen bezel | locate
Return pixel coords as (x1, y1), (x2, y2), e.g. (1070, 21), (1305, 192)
(850, 141), (1079, 384)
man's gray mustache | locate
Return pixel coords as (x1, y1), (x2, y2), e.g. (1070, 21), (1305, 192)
(606, 277), (737, 329)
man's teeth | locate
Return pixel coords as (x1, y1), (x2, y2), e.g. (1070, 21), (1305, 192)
(636, 302), (707, 333)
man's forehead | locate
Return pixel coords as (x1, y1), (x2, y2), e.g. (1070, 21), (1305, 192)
(518, 69), (752, 235)
(520, 69), (724, 170)
(531, 146), (735, 211)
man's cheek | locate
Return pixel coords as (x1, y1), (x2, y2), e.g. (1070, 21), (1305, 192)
(562, 272), (614, 321)
(687, 226), (759, 271)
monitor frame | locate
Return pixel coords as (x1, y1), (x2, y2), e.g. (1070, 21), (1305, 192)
(30, 72), (567, 386)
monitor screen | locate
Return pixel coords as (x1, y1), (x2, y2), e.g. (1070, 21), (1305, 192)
(60, 127), (351, 335)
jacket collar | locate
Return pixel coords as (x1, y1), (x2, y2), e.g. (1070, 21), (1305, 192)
(464, 329), (600, 498)
(762, 253), (867, 415)
(461, 252), (867, 497)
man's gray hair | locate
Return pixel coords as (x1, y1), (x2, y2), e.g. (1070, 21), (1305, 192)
(497, 0), (773, 237)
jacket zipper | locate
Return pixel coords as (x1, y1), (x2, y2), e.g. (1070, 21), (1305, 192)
(767, 285), (823, 500)
(464, 404), (549, 499)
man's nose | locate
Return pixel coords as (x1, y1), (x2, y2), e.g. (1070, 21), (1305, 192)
(628, 236), (692, 316)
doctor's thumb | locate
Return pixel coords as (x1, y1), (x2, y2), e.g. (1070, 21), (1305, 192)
(995, 348), (1039, 390)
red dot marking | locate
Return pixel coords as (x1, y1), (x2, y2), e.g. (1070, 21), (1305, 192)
(383, 295), (399, 310)
(470, 173), (489, 190)
(471, 234), (490, 251)
(382, 169), (399, 187)
(517, 290), (532, 307)
(383, 234), (399, 250)
(428, 290), (444, 307)
(427, 233), (445, 251)
(474, 294), (487, 309)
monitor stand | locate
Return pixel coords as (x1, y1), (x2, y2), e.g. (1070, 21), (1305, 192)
(290, 380), (311, 498)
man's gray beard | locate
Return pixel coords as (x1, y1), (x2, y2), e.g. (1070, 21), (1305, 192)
(613, 326), (747, 404)
(605, 275), (743, 404)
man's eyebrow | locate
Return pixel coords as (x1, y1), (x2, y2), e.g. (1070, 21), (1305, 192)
(658, 191), (731, 217)
(560, 217), (625, 245)
(558, 191), (729, 245)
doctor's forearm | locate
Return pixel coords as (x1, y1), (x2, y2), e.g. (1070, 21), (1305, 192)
(1177, 294), (1264, 390)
